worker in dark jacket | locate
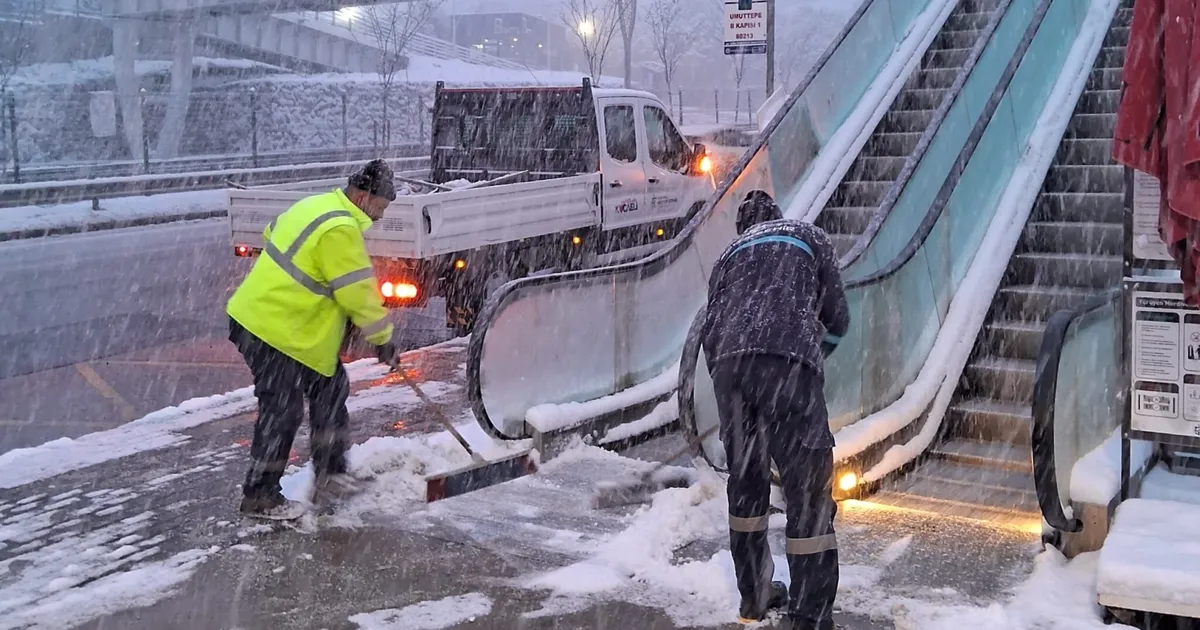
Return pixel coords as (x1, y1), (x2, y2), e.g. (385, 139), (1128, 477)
(701, 190), (850, 630)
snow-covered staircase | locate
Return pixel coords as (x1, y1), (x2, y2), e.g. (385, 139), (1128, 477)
(866, 1), (1132, 526)
(817, 0), (1004, 257)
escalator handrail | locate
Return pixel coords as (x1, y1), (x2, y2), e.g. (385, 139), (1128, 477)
(844, 0), (1059, 291)
(466, 0), (884, 440)
(1030, 287), (1121, 534)
(839, 0), (1014, 269)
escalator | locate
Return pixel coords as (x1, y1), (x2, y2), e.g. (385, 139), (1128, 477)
(818, 0), (1003, 257)
(866, 1), (1131, 526)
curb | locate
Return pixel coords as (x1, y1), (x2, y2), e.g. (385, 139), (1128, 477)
(0, 209), (228, 243)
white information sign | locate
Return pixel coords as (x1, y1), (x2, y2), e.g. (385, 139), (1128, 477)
(724, 1), (768, 55)
(1133, 169), (1171, 262)
(88, 91), (117, 139)
(1132, 290), (1200, 438)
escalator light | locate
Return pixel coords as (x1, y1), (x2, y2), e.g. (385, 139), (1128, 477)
(381, 282), (395, 298)
(572, 235), (583, 246)
(454, 259), (467, 270)
(838, 472), (858, 492)
(655, 228), (665, 237)
(699, 156), (713, 174)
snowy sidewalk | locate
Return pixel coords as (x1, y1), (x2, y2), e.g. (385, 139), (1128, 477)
(0, 335), (1121, 629)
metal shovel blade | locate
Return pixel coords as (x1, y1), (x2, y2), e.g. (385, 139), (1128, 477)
(424, 450), (539, 503)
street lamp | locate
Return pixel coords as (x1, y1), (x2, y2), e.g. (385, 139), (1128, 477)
(577, 19), (595, 37)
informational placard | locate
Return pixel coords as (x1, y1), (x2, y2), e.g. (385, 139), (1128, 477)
(1132, 169), (1171, 262)
(1131, 289), (1200, 438)
(724, 1), (768, 55)
(88, 91), (117, 138)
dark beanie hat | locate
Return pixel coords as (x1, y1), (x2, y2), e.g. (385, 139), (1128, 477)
(348, 159), (397, 201)
(736, 190), (783, 234)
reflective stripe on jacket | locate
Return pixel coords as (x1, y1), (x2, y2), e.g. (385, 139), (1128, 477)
(227, 188), (394, 376)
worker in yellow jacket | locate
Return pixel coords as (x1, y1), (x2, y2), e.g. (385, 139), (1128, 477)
(227, 159), (399, 521)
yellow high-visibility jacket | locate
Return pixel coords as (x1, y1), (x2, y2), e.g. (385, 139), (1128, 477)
(227, 188), (394, 376)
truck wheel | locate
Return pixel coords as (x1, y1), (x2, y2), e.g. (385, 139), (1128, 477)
(446, 269), (514, 337)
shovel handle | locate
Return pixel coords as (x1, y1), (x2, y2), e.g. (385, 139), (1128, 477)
(387, 359), (483, 462)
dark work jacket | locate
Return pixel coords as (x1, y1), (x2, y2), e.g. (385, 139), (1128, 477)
(700, 219), (850, 371)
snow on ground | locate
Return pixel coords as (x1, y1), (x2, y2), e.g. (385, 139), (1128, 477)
(0, 357), (396, 490)
(0, 189), (226, 236)
(525, 362), (679, 434)
(1096, 498), (1200, 614)
(349, 593), (494, 630)
(1070, 429), (1155, 505)
(7, 56), (286, 87)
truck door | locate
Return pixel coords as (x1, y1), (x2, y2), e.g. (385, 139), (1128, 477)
(597, 99), (649, 230)
(640, 101), (694, 222)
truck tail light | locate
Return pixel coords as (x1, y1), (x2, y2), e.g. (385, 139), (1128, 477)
(381, 281), (419, 300)
(234, 245), (251, 257)
(699, 155), (713, 174)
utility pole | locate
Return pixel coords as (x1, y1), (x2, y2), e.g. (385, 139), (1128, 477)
(766, 0), (775, 95)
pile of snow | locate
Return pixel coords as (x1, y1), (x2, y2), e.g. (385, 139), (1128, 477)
(349, 592), (494, 630)
(526, 362), (679, 434)
(1096, 498), (1200, 614)
(599, 396), (679, 445)
(1070, 429), (1155, 505)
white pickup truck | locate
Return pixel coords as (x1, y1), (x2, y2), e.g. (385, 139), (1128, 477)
(229, 79), (715, 333)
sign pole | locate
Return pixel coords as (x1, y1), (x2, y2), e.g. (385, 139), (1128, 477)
(766, 0), (775, 96)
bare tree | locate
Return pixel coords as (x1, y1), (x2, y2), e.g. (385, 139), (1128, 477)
(562, 0), (620, 81)
(613, 0), (637, 88)
(0, 0), (43, 178)
(731, 53), (747, 123)
(645, 0), (686, 97)
(361, 0), (442, 147)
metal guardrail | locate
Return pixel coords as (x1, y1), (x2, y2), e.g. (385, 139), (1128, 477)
(0, 156), (430, 209)
(6, 144), (427, 185)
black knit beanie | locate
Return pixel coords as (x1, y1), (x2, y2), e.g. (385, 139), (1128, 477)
(348, 159), (397, 201)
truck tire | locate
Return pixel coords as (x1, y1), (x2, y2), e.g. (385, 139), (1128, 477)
(447, 268), (515, 337)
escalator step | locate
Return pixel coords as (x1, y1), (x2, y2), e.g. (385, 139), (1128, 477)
(980, 320), (1046, 361)
(1103, 27), (1130, 48)
(866, 489), (1039, 525)
(964, 357), (1037, 403)
(959, 0), (1003, 15)
(942, 12), (994, 32)
(1087, 68), (1123, 91)
(845, 156), (906, 182)
(949, 398), (1033, 446)
(1010, 252), (1122, 289)
(885, 465), (1037, 514)
(932, 29), (984, 51)
(1022, 221), (1122, 256)
(1095, 47), (1126, 69)
(1054, 137), (1114, 164)
(830, 233), (857, 258)
(1042, 164), (1123, 194)
(1031, 192), (1123, 224)
(817, 206), (877, 235)
(996, 284), (1109, 320)
(910, 459), (1036, 493)
(930, 439), (1033, 473)
(894, 88), (950, 110)
(861, 132), (922, 156)
(923, 46), (974, 69)
(910, 67), (960, 90)
(1076, 89), (1120, 115)
(829, 181), (890, 207)
(1063, 113), (1116, 139)
(882, 109), (936, 133)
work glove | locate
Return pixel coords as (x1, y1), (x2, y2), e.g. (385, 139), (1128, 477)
(376, 341), (399, 368)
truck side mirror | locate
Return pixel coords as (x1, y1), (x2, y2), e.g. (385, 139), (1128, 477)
(691, 143), (712, 176)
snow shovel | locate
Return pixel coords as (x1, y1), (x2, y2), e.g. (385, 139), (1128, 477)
(385, 361), (538, 502)
(590, 425), (718, 510)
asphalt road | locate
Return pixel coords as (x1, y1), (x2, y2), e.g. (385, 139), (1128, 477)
(0, 218), (451, 454)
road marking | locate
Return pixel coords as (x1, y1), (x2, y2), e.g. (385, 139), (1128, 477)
(74, 363), (139, 421)
(96, 360), (245, 369)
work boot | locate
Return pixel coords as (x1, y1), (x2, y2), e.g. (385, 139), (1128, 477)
(316, 469), (375, 498)
(239, 495), (307, 521)
(737, 581), (789, 623)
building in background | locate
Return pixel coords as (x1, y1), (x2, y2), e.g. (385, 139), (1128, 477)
(441, 12), (574, 71)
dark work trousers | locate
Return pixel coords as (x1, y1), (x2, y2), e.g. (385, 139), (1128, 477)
(229, 317), (351, 502)
(711, 355), (838, 627)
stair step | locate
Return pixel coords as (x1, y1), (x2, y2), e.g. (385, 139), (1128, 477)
(910, 67), (960, 90)
(1055, 138), (1114, 166)
(844, 155), (906, 182)
(1022, 220), (1122, 255)
(964, 357), (1037, 403)
(1077, 89), (1120, 115)
(949, 398), (1033, 446)
(829, 180), (890, 207)
(894, 88), (951, 110)
(1103, 26), (1130, 48)
(996, 284), (1108, 320)
(861, 132), (921, 157)
(1095, 46), (1126, 69)
(817, 206), (877, 235)
(1010, 252), (1122, 289)
(1086, 67), (1123, 91)
(883, 109), (936, 133)
(1064, 113), (1116, 139)
(1042, 164), (1123, 193)
(1031, 192), (1123, 223)
(923, 46), (974, 69)
(980, 319), (1046, 361)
